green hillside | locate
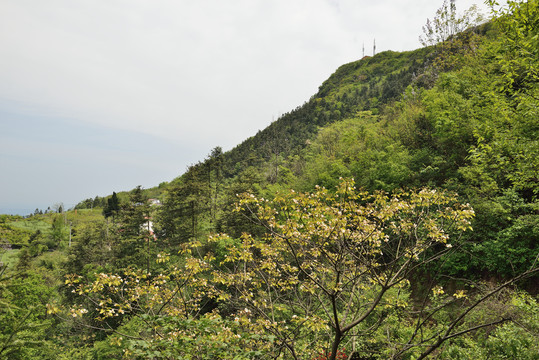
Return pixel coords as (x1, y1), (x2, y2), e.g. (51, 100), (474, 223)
(1, 1), (538, 358)
(220, 46), (435, 177)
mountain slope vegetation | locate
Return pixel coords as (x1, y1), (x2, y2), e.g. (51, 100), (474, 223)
(1, 1), (538, 358)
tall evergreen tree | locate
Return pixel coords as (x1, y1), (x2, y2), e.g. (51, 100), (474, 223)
(113, 186), (151, 269)
(103, 192), (120, 219)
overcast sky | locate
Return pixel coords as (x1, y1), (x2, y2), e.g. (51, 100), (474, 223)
(1, 0), (492, 215)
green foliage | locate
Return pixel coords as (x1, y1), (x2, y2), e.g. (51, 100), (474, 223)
(75, 195), (106, 210)
(488, 0), (539, 95)
(111, 186), (154, 270)
(1, 248), (20, 268)
(3, 2), (539, 358)
(65, 220), (115, 275)
(301, 114), (413, 192)
(119, 313), (274, 359)
(102, 192), (120, 219)
(49, 215), (68, 247)
(61, 178), (537, 359)
(0, 269), (55, 359)
(216, 167), (266, 239)
(8, 217), (51, 236)
(479, 213), (539, 277)
(461, 0), (539, 198)
(202, 179), (474, 359)
(158, 163), (211, 246)
(441, 292), (539, 359)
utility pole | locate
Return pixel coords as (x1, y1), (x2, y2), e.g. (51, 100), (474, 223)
(373, 38), (376, 56)
(362, 42), (365, 58)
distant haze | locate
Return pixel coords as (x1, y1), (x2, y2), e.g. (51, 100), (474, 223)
(0, 0), (493, 215)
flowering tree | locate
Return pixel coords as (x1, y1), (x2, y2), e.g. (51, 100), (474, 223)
(57, 254), (275, 359)
(56, 178), (537, 359)
(207, 178), (475, 359)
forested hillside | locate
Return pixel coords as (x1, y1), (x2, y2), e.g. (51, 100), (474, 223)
(1, 1), (538, 359)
